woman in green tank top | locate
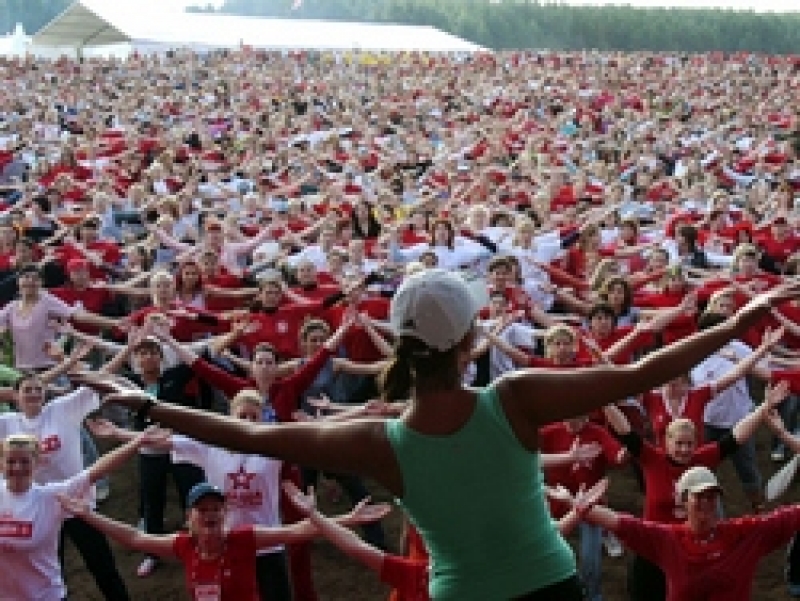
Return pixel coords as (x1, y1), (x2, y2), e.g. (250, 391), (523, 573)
(99, 269), (800, 600)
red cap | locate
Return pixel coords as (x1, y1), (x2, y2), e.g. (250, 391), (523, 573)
(66, 258), (90, 273)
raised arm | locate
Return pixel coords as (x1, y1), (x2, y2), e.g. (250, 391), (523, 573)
(764, 405), (800, 455)
(498, 284), (800, 426)
(39, 341), (95, 386)
(731, 380), (790, 446)
(710, 327), (783, 395)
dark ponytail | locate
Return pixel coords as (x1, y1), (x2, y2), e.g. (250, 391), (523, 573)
(379, 335), (461, 400)
(379, 338), (415, 401)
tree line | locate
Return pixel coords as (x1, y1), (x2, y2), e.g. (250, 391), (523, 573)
(186, 0), (800, 53)
(2, 0), (799, 54)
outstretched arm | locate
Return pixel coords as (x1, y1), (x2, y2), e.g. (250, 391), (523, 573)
(282, 482), (387, 572)
(99, 284), (800, 492)
(57, 495), (176, 558)
(86, 426), (170, 484)
(499, 284), (800, 426)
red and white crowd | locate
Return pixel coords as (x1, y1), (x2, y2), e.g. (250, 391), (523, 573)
(1, 46), (800, 600)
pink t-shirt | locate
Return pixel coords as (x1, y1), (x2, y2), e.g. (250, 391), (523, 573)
(0, 292), (77, 369)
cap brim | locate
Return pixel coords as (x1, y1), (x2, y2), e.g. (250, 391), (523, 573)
(188, 491), (225, 507)
(688, 483), (722, 495)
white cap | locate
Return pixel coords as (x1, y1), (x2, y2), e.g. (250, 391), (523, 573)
(677, 466), (722, 497)
(389, 268), (481, 353)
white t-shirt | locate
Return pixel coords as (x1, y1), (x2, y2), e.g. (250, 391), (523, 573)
(0, 472), (90, 601)
(691, 340), (756, 428)
(171, 435), (283, 554)
(0, 387), (100, 484)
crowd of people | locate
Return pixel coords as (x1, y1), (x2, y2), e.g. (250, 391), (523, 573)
(1, 45), (800, 600)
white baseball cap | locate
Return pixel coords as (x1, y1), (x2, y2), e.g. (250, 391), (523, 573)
(389, 268), (481, 353)
(677, 466), (722, 498)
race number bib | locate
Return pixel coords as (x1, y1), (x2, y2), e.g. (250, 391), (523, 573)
(194, 584), (221, 601)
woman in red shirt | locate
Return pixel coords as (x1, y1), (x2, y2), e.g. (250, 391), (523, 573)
(58, 482), (389, 601)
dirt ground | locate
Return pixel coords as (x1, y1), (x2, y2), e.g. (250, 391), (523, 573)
(64, 428), (799, 600)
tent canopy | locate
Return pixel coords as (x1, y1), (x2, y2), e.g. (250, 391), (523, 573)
(32, 0), (487, 52)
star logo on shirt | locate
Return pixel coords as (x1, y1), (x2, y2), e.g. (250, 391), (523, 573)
(227, 465), (256, 490)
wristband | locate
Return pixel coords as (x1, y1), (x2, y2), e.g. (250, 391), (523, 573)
(135, 396), (158, 424)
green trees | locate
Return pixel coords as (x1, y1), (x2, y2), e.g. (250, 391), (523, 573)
(6, 0), (800, 53)
(192, 0), (800, 53)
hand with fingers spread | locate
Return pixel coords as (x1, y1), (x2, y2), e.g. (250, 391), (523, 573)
(57, 494), (92, 518)
(285, 482), (318, 516)
(763, 407), (788, 435)
(344, 497), (392, 525)
(85, 417), (122, 440)
(764, 379), (791, 410)
(306, 394), (333, 412)
(756, 327), (785, 355)
(739, 281), (800, 322)
(572, 479), (609, 517)
(568, 440), (604, 464)
(545, 484), (573, 506)
(137, 425), (173, 450)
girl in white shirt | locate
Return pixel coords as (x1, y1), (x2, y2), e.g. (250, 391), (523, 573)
(390, 218), (493, 271)
(0, 428), (161, 601)
(0, 376), (131, 600)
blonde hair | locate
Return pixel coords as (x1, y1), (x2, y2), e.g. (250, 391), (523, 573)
(732, 243), (759, 271)
(150, 270), (174, 287)
(544, 324), (576, 358)
(708, 288), (735, 312)
(666, 418), (696, 440)
(590, 258), (620, 291)
(2, 434), (40, 457)
(230, 389), (265, 410)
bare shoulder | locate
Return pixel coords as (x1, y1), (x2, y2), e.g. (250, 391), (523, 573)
(493, 372), (541, 452)
(343, 417), (404, 495)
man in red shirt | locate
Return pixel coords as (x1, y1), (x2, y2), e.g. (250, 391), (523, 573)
(580, 465), (800, 601)
(55, 216), (122, 281)
(51, 259), (115, 335)
(757, 216), (800, 273)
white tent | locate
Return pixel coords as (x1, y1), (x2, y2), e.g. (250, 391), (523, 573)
(0, 23), (32, 57)
(31, 0), (487, 57)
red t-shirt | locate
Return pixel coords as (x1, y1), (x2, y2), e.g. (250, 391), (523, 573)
(239, 303), (326, 359)
(637, 440), (721, 524)
(55, 241), (122, 280)
(540, 422), (624, 495)
(381, 556), (429, 601)
(641, 385), (713, 448)
(50, 285), (114, 334)
(758, 234), (800, 265)
(327, 296), (390, 362)
(616, 506), (800, 601)
(172, 527), (260, 601)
